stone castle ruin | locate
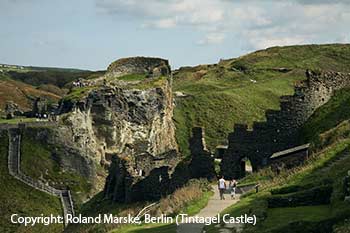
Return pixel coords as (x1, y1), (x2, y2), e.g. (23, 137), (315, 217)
(106, 57), (171, 78)
(221, 70), (350, 179)
(188, 127), (216, 180)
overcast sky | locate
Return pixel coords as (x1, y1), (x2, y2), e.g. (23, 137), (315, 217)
(0, 0), (349, 70)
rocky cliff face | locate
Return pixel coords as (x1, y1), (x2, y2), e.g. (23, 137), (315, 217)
(60, 77), (178, 168)
(50, 57), (179, 200)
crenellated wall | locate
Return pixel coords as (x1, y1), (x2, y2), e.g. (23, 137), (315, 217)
(221, 70), (350, 179)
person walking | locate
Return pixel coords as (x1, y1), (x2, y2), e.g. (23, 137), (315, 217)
(218, 176), (226, 200)
(229, 179), (238, 199)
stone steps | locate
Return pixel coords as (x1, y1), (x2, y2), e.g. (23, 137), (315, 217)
(7, 128), (74, 227)
(61, 190), (75, 218)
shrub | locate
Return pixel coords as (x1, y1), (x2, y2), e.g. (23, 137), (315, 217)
(154, 179), (211, 216)
(230, 60), (251, 72)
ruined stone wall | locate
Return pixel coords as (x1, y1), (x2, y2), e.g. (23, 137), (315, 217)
(104, 150), (188, 203)
(188, 127), (216, 180)
(221, 70), (350, 179)
(106, 57), (171, 78)
(104, 127), (218, 203)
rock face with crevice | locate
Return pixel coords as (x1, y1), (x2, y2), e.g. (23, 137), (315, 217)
(55, 57), (180, 203)
(59, 78), (178, 169)
(26, 57), (180, 201)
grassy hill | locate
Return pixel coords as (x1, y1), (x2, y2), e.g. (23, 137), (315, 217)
(3, 44), (350, 157)
(173, 44), (350, 156)
(7, 70), (101, 88)
(0, 66), (105, 115)
(0, 131), (64, 233)
(1, 44), (350, 232)
(210, 140), (350, 233)
(300, 88), (350, 149)
(204, 88), (350, 233)
(20, 128), (96, 207)
(0, 73), (61, 112)
(0, 63), (88, 73)
(65, 179), (212, 233)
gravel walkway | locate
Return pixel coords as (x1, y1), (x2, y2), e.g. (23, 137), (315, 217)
(176, 185), (240, 233)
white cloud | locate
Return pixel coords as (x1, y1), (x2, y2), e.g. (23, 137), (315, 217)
(295, 0), (350, 5)
(147, 18), (178, 29)
(230, 6), (272, 27)
(249, 35), (307, 50)
(97, 0), (225, 25)
(197, 33), (225, 45)
(96, 0), (350, 47)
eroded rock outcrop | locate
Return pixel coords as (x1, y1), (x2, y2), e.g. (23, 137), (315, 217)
(44, 57), (182, 202)
(59, 78), (177, 166)
(21, 57), (180, 202)
(5, 101), (23, 119)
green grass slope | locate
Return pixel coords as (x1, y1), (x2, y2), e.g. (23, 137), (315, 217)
(0, 73), (61, 113)
(173, 44), (350, 155)
(0, 66), (105, 115)
(65, 180), (212, 233)
(301, 88), (350, 148)
(222, 141), (349, 233)
(7, 70), (96, 88)
(0, 131), (63, 233)
(205, 89), (350, 233)
(20, 128), (96, 208)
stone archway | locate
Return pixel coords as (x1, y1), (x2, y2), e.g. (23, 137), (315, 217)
(240, 156), (253, 176)
(220, 148), (259, 180)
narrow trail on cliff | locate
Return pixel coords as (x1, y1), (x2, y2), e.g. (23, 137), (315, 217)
(6, 126), (75, 227)
(176, 184), (241, 233)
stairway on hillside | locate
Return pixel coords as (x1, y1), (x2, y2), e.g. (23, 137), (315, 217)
(7, 128), (75, 227)
(8, 129), (20, 175)
(61, 190), (75, 217)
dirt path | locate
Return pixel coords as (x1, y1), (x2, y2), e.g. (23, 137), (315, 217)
(176, 185), (240, 233)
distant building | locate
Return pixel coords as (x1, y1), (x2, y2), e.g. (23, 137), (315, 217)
(270, 143), (310, 170)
